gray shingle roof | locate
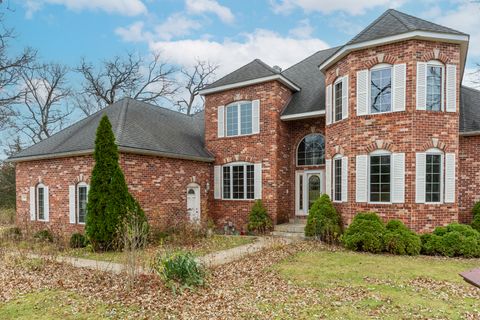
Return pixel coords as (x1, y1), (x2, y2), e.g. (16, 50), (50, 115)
(9, 98), (213, 162)
(460, 86), (480, 133)
(281, 47), (341, 116)
(203, 59), (280, 91)
(348, 9), (467, 45)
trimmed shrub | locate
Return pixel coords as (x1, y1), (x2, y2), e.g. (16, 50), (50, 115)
(421, 223), (480, 258)
(155, 251), (206, 293)
(85, 115), (148, 250)
(383, 220), (421, 255)
(342, 212), (385, 253)
(69, 233), (87, 248)
(471, 201), (480, 231)
(304, 194), (342, 243)
(33, 230), (54, 243)
(247, 200), (272, 234)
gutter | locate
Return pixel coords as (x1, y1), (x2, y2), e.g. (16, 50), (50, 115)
(7, 147), (214, 163)
(280, 110), (325, 121)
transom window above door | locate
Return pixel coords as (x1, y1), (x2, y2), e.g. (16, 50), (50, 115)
(370, 65), (392, 114)
(226, 101), (252, 136)
(297, 134), (325, 166)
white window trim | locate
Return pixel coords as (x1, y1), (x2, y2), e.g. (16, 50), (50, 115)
(368, 149), (392, 204)
(36, 183), (47, 222)
(221, 162), (255, 201)
(333, 78), (343, 123)
(425, 148), (444, 204)
(77, 182), (88, 225)
(224, 101), (254, 138)
(296, 133), (326, 167)
(369, 63), (393, 115)
(332, 154), (343, 203)
(425, 60), (445, 112)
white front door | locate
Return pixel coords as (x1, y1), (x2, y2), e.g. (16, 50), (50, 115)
(187, 186), (200, 223)
(295, 170), (324, 216)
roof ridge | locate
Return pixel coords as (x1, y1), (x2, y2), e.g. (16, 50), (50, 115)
(282, 46), (342, 73)
(347, 9), (393, 44)
(129, 97), (196, 118)
(254, 59), (278, 74)
(114, 98), (128, 144)
(387, 9), (412, 31)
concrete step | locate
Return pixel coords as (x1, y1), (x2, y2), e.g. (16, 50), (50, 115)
(271, 231), (305, 239)
(274, 223), (306, 233)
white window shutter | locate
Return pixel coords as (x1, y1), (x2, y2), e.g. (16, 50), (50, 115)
(214, 165), (221, 199)
(416, 62), (426, 110)
(69, 185), (76, 224)
(252, 99), (260, 134)
(392, 64), (406, 112)
(254, 162), (262, 199)
(446, 64), (457, 112)
(342, 75), (349, 119)
(445, 153), (456, 203)
(326, 84), (332, 125)
(392, 153), (405, 203)
(217, 106), (224, 138)
(29, 187), (36, 221)
(356, 70), (368, 116)
(341, 156), (348, 202)
(325, 159), (332, 199)
(416, 153), (426, 203)
(356, 155), (368, 202)
(44, 186), (49, 222)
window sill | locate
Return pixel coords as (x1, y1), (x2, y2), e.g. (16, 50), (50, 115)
(367, 201), (392, 205)
(220, 198), (256, 202)
(220, 133), (259, 139)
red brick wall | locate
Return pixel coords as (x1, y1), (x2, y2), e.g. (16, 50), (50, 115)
(459, 135), (480, 223)
(204, 81), (293, 230)
(324, 40), (461, 232)
(15, 153), (211, 237)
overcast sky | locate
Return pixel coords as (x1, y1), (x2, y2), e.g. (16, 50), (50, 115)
(1, 0), (479, 157)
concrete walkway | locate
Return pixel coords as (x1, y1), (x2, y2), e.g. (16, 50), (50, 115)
(26, 236), (295, 274)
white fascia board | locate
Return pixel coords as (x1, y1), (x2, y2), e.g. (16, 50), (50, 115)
(280, 110), (325, 121)
(319, 31), (470, 71)
(199, 74), (301, 95)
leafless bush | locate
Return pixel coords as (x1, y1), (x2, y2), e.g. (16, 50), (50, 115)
(0, 207), (14, 225)
(121, 213), (149, 290)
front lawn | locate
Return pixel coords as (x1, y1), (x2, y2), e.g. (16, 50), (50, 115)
(273, 248), (480, 319)
(65, 234), (255, 265)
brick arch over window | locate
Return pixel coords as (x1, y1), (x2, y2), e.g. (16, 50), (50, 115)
(220, 154), (256, 164)
(365, 140), (395, 153)
(364, 54), (397, 69)
(421, 138), (449, 152)
(421, 50), (450, 64)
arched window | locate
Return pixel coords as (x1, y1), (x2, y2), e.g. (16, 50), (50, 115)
(370, 63), (392, 114)
(297, 134), (325, 166)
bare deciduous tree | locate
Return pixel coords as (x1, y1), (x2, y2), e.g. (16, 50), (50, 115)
(76, 52), (178, 115)
(176, 60), (219, 115)
(0, 14), (36, 130)
(15, 63), (73, 144)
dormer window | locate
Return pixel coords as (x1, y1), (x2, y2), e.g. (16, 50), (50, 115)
(370, 64), (392, 114)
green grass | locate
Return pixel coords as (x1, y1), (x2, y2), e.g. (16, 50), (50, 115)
(66, 235), (255, 265)
(272, 249), (480, 319)
(0, 290), (135, 319)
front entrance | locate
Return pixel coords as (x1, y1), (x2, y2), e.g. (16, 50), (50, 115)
(295, 170), (324, 216)
(186, 184), (201, 223)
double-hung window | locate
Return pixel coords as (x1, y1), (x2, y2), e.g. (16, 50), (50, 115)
(222, 163), (254, 200)
(426, 62), (443, 111)
(334, 158), (342, 202)
(226, 102), (253, 136)
(77, 182), (88, 224)
(369, 153), (391, 203)
(425, 152), (442, 203)
(334, 80), (343, 122)
(370, 65), (392, 114)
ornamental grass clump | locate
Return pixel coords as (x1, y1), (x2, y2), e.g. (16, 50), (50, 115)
(154, 251), (206, 294)
(341, 212), (385, 253)
(304, 194), (342, 244)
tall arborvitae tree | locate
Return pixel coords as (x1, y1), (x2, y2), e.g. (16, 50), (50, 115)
(86, 115), (147, 250)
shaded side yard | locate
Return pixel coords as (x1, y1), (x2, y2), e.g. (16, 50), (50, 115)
(1, 242), (479, 319)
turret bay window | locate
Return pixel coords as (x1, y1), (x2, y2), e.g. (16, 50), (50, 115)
(426, 61), (443, 111)
(334, 80), (343, 122)
(370, 64), (392, 114)
(369, 152), (391, 203)
(217, 162), (262, 200)
(417, 60), (456, 112)
(217, 100), (260, 138)
(297, 134), (325, 166)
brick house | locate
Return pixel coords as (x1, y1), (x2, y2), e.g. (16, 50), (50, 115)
(9, 9), (480, 236)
